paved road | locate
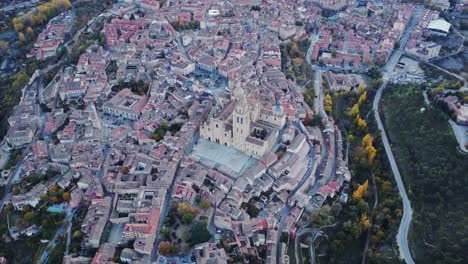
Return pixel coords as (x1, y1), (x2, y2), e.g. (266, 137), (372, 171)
(38, 207), (75, 264)
(371, 6), (424, 264)
(295, 228), (319, 264)
(373, 84), (414, 264)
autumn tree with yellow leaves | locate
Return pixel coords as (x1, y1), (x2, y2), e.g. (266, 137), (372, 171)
(348, 91), (366, 117)
(349, 103), (359, 116)
(358, 91), (367, 105)
(353, 179), (369, 200)
(12, 0), (71, 43)
(362, 134), (377, 165)
(324, 94), (333, 113)
(355, 114), (367, 130)
(362, 134), (373, 147)
(361, 213), (371, 229)
(357, 83), (366, 94)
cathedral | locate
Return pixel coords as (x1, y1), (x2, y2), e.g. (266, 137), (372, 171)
(200, 85), (286, 157)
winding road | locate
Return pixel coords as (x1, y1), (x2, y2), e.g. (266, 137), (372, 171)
(373, 82), (414, 264)
(371, 6), (424, 264)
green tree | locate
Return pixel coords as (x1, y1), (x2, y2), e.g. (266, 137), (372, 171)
(177, 203), (199, 224)
(24, 212), (34, 221)
(190, 221), (210, 245)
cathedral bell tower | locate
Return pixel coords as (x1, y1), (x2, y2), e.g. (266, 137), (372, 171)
(232, 85), (250, 147)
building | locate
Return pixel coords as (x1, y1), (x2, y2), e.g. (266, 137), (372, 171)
(430, 0), (450, 11)
(5, 126), (35, 147)
(102, 89), (148, 120)
(406, 41), (441, 61)
(123, 208), (160, 240)
(324, 71), (366, 92)
(427, 19), (451, 36)
(59, 77), (87, 100)
(82, 197), (112, 248)
(197, 55), (217, 72)
(139, 0), (160, 11)
(194, 242), (228, 264)
(278, 25), (296, 40)
(171, 60), (195, 76)
(200, 85), (286, 157)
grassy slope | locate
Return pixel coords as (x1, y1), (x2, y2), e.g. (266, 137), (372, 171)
(381, 85), (468, 264)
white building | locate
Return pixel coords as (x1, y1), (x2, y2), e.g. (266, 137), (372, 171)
(427, 19), (451, 36)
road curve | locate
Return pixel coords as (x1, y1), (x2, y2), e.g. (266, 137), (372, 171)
(370, 6), (425, 263)
(373, 81), (414, 264)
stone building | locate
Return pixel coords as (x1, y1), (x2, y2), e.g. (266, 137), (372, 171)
(200, 85), (286, 157)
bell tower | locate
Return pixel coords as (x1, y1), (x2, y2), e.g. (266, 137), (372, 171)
(232, 85), (250, 148)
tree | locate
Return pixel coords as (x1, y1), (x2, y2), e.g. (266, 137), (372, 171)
(361, 214), (371, 229)
(355, 114), (367, 130)
(353, 180), (369, 200)
(22, 205), (32, 213)
(3, 204), (14, 212)
(161, 227), (170, 238)
(358, 91), (367, 105)
(12, 186), (21, 195)
(368, 66), (382, 79)
(13, 18), (24, 31)
(303, 112), (311, 126)
(324, 94), (333, 113)
(362, 134), (373, 148)
(190, 221), (210, 245)
(120, 166), (129, 175)
(366, 145), (377, 164)
(292, 57), (303, 66)
(362, 134), (376, 164)
(158, 241), (174, 256)
(177, 203), (199, 224)
(62, 192), (71, 201)
(349, 103), (359, 116)
(357, 83), (366, 93)
(50, 196), (59, 203)
(12, 72), (29, 90)
(200, 199), (211, 209)
(26, 27), (34, 35)
(18, 32), (25, 42)
(24, 212), (34, 221)
(310, 205), (334, 227)
(343, 220), (362, 239)
(73, 230), (81, 238)
(49, 184), (59, 195)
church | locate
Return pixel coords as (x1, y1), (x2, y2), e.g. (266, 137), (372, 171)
(200, 85), (286, 157)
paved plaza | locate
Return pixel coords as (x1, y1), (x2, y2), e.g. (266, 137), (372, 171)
(192, 139), (255, 174)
